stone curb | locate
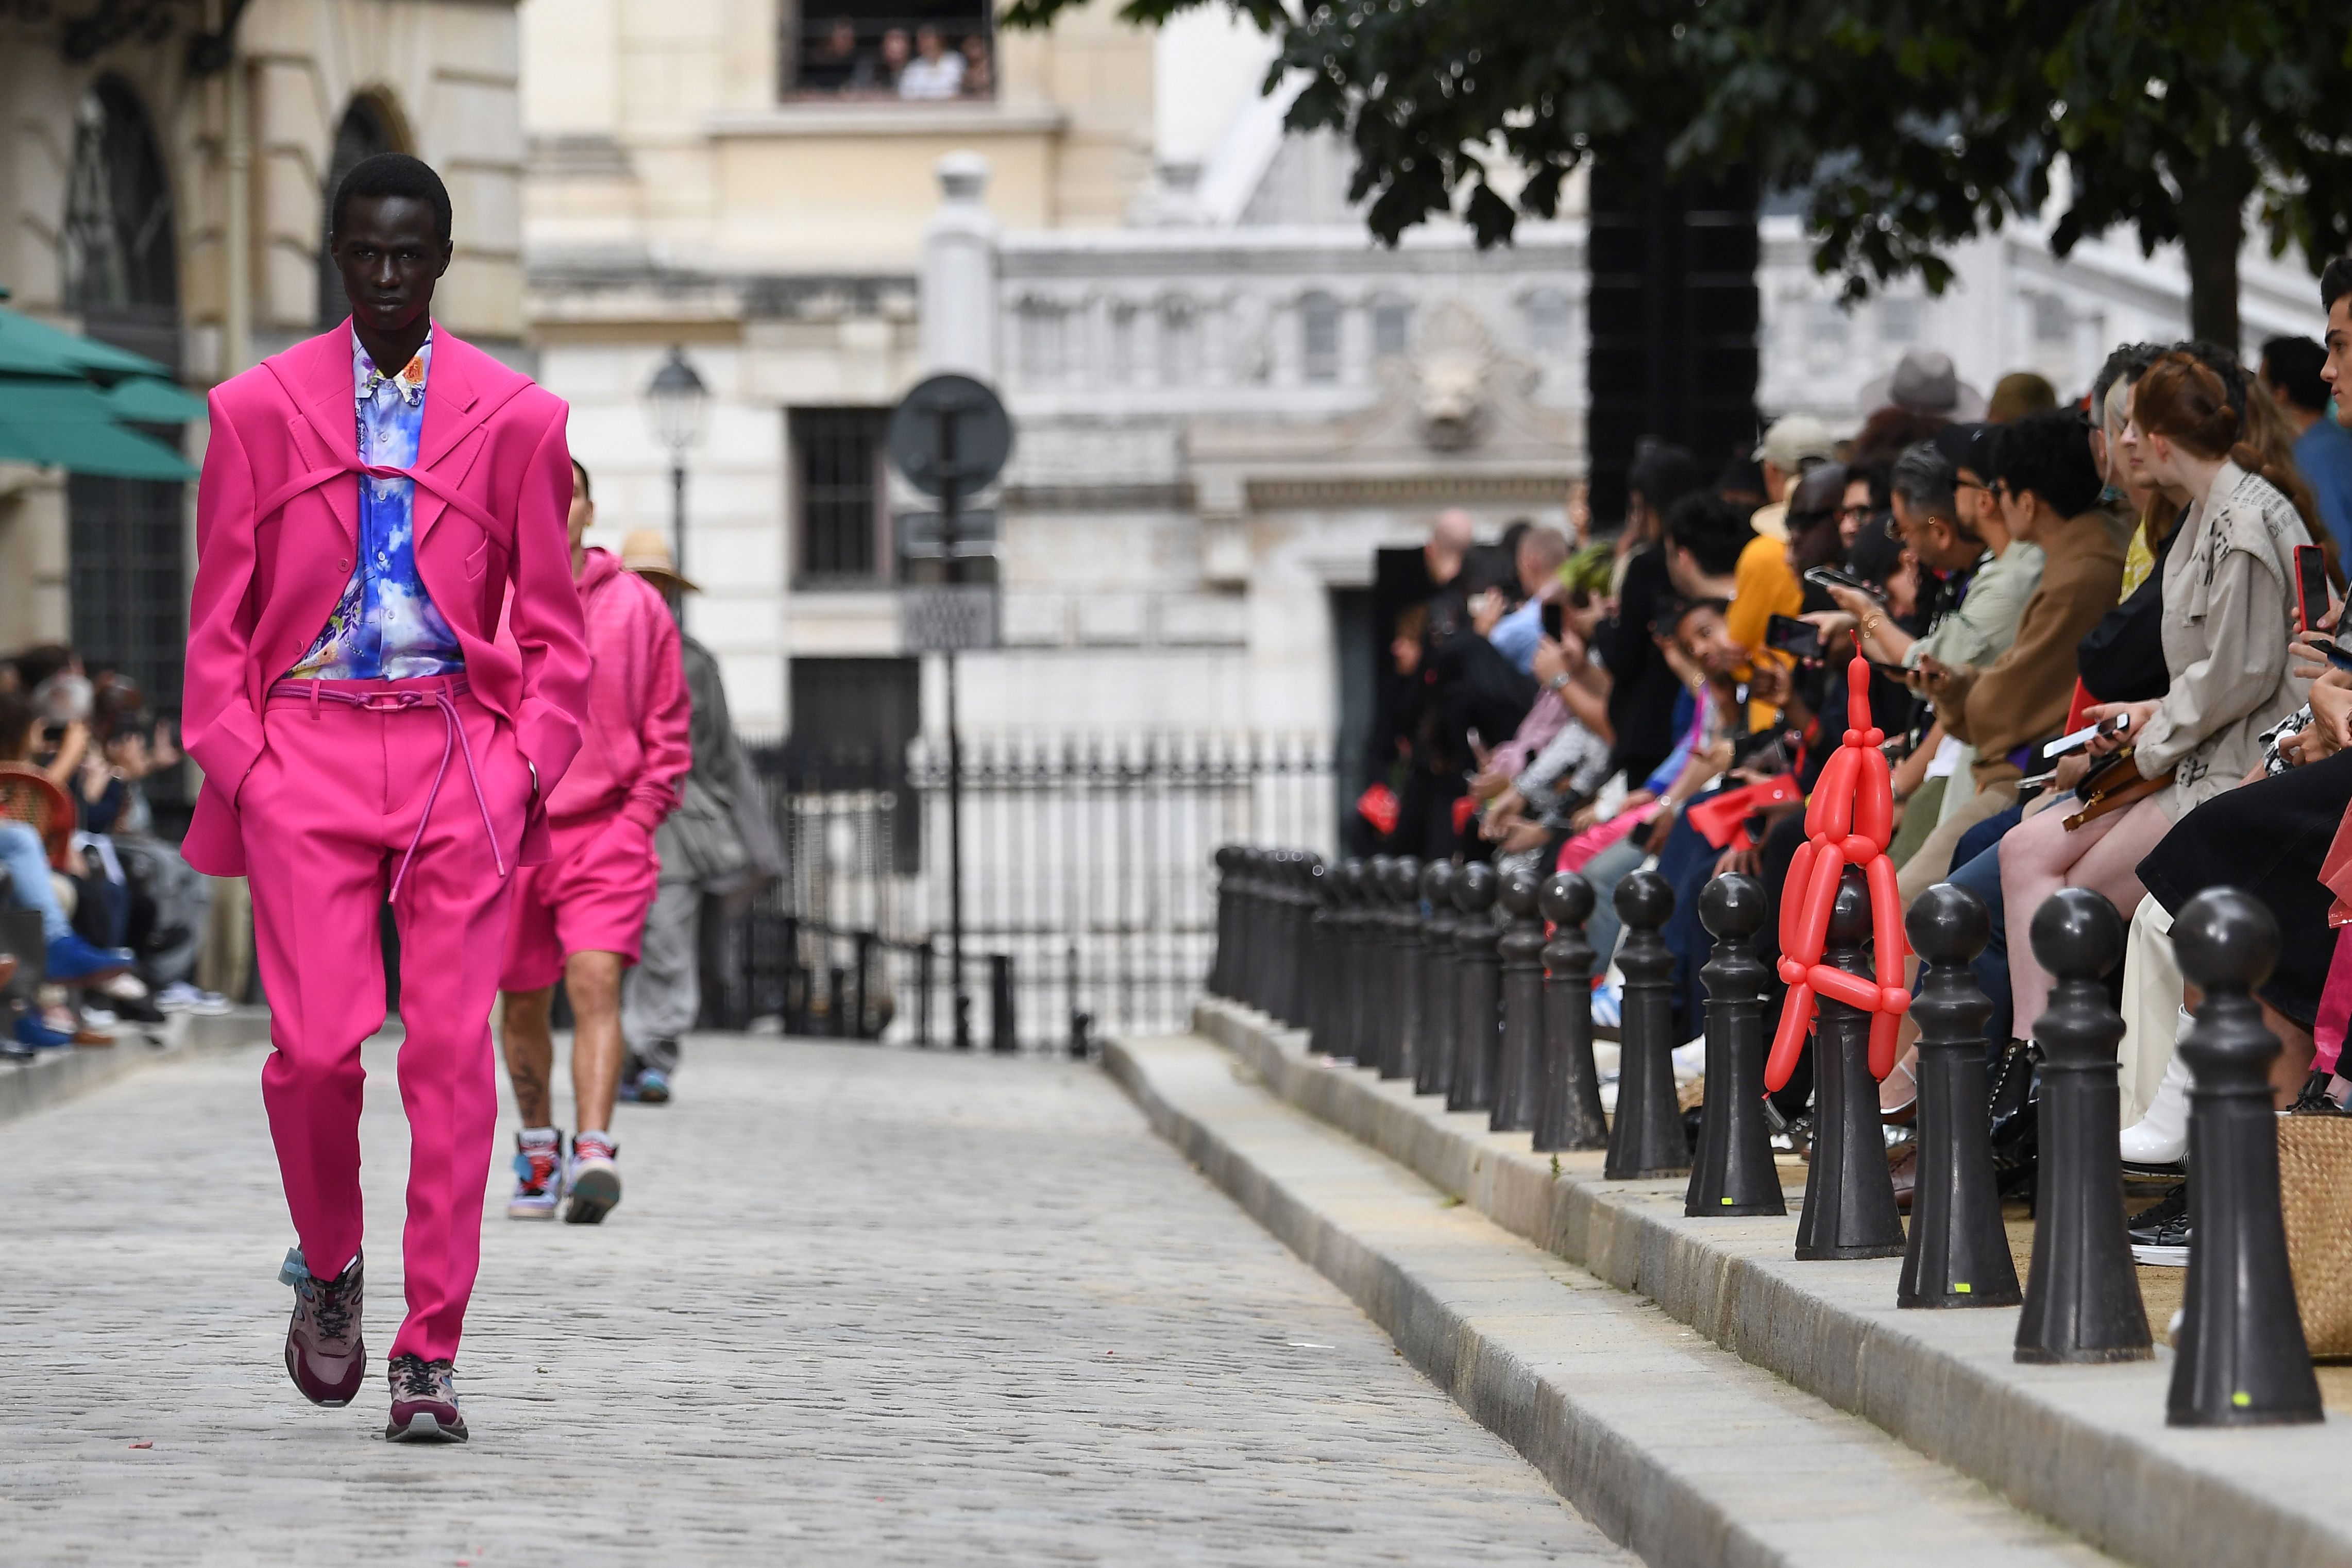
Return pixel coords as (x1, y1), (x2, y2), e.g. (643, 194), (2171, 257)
(1104, 1029), (2117, 1568)
(0, 1006), (267, 1128)
(1185, 997), (2352, 1568)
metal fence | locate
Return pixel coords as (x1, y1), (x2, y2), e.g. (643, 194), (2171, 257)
(718, 734), (1335, 1052)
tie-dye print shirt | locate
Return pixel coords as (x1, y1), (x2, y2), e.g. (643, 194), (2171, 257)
(285, 330), (465, 680)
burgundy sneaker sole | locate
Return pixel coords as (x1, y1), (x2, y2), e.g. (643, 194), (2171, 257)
(385, 1408), (469, 1443)
(285, 1338), (368, 1407)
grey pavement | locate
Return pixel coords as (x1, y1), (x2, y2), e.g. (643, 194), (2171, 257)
(0, 1031), (1628, 1566)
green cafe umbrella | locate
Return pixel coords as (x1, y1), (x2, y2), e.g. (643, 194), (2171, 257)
(0, 302), (198, 481)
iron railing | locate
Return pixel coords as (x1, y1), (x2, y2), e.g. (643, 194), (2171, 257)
(719, 734), (1336, 1052)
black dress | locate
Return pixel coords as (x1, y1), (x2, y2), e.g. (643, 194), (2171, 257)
(2137, 746), (2352, 1029)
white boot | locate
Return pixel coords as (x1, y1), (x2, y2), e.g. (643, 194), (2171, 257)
(2118, 1007), (2194, 1166)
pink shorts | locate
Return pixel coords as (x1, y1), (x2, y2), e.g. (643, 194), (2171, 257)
(498, 811), (661, 992)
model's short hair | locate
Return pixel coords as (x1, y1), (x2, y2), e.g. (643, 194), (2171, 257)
(2322, 257), (2352, 316)
(1662, 492), (1754, 578)
(570, 456), (593, 501)
(332, 152), (453, 245)
(2263, 336), (2331, 414)
(1889, 441), (1958, 524)
(1990, 410), (2105, 518)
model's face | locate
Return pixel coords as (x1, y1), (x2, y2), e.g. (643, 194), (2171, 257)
(333, 195), (450, 339)
(2326, 298), (2352, 430)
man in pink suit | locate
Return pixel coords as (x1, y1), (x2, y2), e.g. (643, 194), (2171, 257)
(182, 154), (589, 1443)
(496, 457), (690, 1226)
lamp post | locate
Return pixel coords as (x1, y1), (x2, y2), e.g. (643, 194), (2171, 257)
(641, 345), (709, 582)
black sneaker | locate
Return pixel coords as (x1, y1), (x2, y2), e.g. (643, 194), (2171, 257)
(2129, 1182), (2189, 1267)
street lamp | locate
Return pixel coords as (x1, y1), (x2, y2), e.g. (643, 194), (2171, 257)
(641, 344), (709, 578)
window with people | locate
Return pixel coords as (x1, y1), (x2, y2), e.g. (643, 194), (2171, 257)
(1362, 275), (2352, 1241)
(785, 6), (995, 100)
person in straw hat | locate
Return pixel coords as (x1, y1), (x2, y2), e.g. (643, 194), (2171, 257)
(613, 527), (775, 1103)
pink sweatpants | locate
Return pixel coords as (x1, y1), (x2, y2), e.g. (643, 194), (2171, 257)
(242, 677), (532, 1364)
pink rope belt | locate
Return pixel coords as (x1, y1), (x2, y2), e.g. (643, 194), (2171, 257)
(265, 677), (506, 901)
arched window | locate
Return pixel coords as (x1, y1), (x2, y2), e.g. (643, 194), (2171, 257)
(317, 98), (400, 327)
(61, 78), (178, 346)
(58, 78), (187, 764)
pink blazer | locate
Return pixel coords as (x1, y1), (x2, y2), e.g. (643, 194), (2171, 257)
(181, 322), (591, 877)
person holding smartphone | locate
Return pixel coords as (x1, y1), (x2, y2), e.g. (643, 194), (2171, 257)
(1996, 352), (2317, 1039)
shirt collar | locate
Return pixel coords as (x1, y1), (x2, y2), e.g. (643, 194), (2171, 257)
(353, 327), (432, 408)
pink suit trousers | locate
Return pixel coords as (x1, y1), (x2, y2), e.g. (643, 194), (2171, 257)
(244, 676), (533, 1364)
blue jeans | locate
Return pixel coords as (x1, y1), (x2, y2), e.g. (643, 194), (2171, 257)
(1579, 837), (1649, 969)
(0, 822), (71, 943)
(1945, 814), (2020, 1050)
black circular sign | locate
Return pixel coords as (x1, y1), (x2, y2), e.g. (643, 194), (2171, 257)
(887, 372), (1012, 498)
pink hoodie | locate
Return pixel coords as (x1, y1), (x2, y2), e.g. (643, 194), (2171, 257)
(545, 547), (691, 830)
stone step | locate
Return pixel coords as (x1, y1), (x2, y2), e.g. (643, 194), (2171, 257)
(1107, 1027), (2118, 1568)
(1171, 997), (2352, 1568)
(0, 1007), (264, 1127)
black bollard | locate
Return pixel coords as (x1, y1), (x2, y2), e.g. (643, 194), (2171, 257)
(2167, 889), (2322, 1425)
(1606, 868), (1688, 1179)
(1534, 873), (1608, 1151)
(1364, 855), (1399, 1073)
(1334, 858), (1369, 1062)
(1284, 853), (1323, 1031)
(1382, 857), (1424, 1080)
(1263, 851), (1296, 1026)
(1448, 863), (1502, 1113)
(1899, 883), (2019, 1308)
(1492, 866), (1547, 1132)
(1686, 874), (1785, 1216)
(2013, 887), (2150, 1361)
(1793, 868), (1904, 1257)
(1302, 857), (1337, 1054)
(1237, 847), (1268, 1012)
(1416, 861), (1460, 1097)
(1211, 845), (1241, 998)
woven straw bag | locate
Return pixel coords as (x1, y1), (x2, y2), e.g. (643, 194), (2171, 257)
(2278, 1084), (2352, 1359)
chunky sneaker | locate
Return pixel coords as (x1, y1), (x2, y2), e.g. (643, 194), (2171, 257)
(565, 1131), (621, 1224)
(384, 1354), (467, 1443)
(508, 1129), (564, 1219)
(279, 1247), (367, 1407)
(2129, 1182), (2191, 1267)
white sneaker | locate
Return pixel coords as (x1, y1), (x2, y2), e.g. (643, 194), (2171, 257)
(155, 981), (232, 1016)
(565, 1131), (621, 1225)
(2120, 1009), (2194, 1167)
(507, 1130), (563, 1219)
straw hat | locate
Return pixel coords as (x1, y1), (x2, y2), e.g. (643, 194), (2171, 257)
(619, 528), (698, 593)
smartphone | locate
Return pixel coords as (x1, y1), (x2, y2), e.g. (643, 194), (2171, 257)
(1804, 565), (1884, 601)
(2041, 711), (2133, 762)
(2297, 543), (2331, 635)
(1541, 601), (1565, 640)
(2014, 770), (2058, 806)
(2323, 637), (2352, 676)
(1766, 613), (1823, 661)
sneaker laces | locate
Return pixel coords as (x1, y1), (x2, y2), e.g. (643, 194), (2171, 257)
(394, 1356), (442, 1400)
(311, 1276), (357, 1341)
(574, 1132), (616, 1162)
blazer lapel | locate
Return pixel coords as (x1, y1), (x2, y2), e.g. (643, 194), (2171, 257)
(278, 326), (360, 550)
(411, 329), (485, 547)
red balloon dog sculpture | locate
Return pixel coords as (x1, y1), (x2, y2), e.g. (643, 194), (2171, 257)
(1766, 640), (1910, 1092)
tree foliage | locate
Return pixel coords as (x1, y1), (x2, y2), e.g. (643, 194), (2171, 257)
(1002, 0), (2352, 344)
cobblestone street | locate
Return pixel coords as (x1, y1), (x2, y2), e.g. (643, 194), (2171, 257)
(0, 1033), (1625, 1566)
